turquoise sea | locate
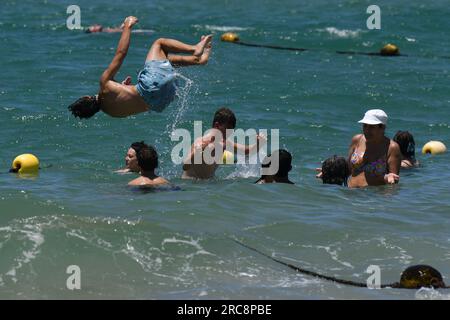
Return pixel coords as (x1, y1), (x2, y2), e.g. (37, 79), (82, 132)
(0, 0), (449, 299)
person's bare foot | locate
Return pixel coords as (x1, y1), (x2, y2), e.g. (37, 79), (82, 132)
(194, 34), (212, 57)
(121, 76), (132, 85)
(199, 42), (212, 65)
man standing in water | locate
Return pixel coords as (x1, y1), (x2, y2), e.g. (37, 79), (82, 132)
(182, 108), (266, 179)
(69, 16), (212, 118)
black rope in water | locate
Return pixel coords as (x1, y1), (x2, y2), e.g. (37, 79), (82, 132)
(233, 41), (308, 52)
(221, 33), (450, 59)
(234, 238), (450, 289)
(232, 238), (397, 288)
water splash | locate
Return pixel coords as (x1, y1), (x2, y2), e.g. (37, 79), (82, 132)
(158, 72), (196, 178)
(166, 72), (196, 135)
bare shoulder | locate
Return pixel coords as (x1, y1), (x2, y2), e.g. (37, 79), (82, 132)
(389, 139), (401, 152)
(128, 177), (142, 186)
(154, 177), (169, 185)
(351, 134), (363, 145)
(100, 79), (117, 93)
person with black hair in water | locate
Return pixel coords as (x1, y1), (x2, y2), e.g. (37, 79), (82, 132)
(393, 130), (419, 168)
(255, 149), (294, 184)
(128, 145), (169, 187)
(115, 141), (148, 174)
(320, 155), (350, 186)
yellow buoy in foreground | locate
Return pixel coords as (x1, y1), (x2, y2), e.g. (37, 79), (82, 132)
(223, 150), (235, 164)
(380, 43), (399, 56)
(221, 32), (239, 42)
(422, 141), (447, 155)
(10, 154), (40, 174)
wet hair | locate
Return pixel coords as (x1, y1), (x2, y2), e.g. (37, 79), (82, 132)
(130, 141), (147, 155)
(262, 149), (292, 177)
(393, 130), (416, 160)
(137, 145), (158, 172)
(212, 107), (236, 129)
(322, 155), (350, 186)
(68, 95), (100, 119)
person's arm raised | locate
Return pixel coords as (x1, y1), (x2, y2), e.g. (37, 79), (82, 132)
(100, 16), (138, 88)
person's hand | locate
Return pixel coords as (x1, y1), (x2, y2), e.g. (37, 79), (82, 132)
(256, 133), (267, 148)
(193, 135), (215, 152)
(315, 168), (323, 179)
(123, 16), (138, 28)
(384, 173), (400, 184)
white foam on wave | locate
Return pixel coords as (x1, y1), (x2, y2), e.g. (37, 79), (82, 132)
(302, 244), (354, 269)
(1, 222), (45, 283)
(162, 236), (214, 257)
(318, 27), (362, 38)
(192, 24), (251, 32)
(118, 240), (163, 273)
(415, 287), (450, 300)
(226, 163), (260, 179)
(132, 29), (155, 34)
(377, 237), (413, 265)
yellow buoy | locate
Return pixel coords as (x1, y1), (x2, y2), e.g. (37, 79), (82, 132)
(380, 43), (400, 56)
(11, 154), (40, 174)
(222, 150), (235, 164)
(221, 32), (239, 43)
(422, 141), (447, 155)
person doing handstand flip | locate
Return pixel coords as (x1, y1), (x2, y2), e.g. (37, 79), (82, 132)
(69, 16), (212, 118)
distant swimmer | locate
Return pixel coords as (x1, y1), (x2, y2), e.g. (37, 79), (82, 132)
(393, 131), (419, 168)
(348, 109), (401, 188)
(85, 24), (123, 33)
(85, 24), (154, 34)
(128, 144), (169, 187)
(115, 141), (147, 174)
(255, 149), (294, 184)
(182, 108), (266, 180)
(69, 16), (212, 119)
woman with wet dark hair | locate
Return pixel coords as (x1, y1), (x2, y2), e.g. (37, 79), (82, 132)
(393, 131), (419, 168)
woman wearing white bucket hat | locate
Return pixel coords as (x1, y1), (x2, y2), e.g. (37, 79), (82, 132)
(347, 109), (401, 188)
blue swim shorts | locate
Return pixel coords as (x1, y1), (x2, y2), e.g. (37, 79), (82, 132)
(135, 60), (178, 113)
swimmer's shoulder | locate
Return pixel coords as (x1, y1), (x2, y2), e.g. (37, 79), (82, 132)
(388, 139), (401, 155)
(351, 134), (363, 145)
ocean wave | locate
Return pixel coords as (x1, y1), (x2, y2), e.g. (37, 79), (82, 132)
(192, 24), (251, 32)
(318, 27), (362, 38)
(1, 221), (45, 283)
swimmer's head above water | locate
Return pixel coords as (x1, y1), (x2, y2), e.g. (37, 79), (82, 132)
(358, 109), (388, 142)
(321, 155), (350, 186)
(85, 24), (103, 33)
(257, 149), (294, 184)
(126, 141), (147, 173)
(393, 130), (416, 160)
(68, 95), (100, 119)
(212, 107), (236, 138)
(137, 145), (159, 172)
